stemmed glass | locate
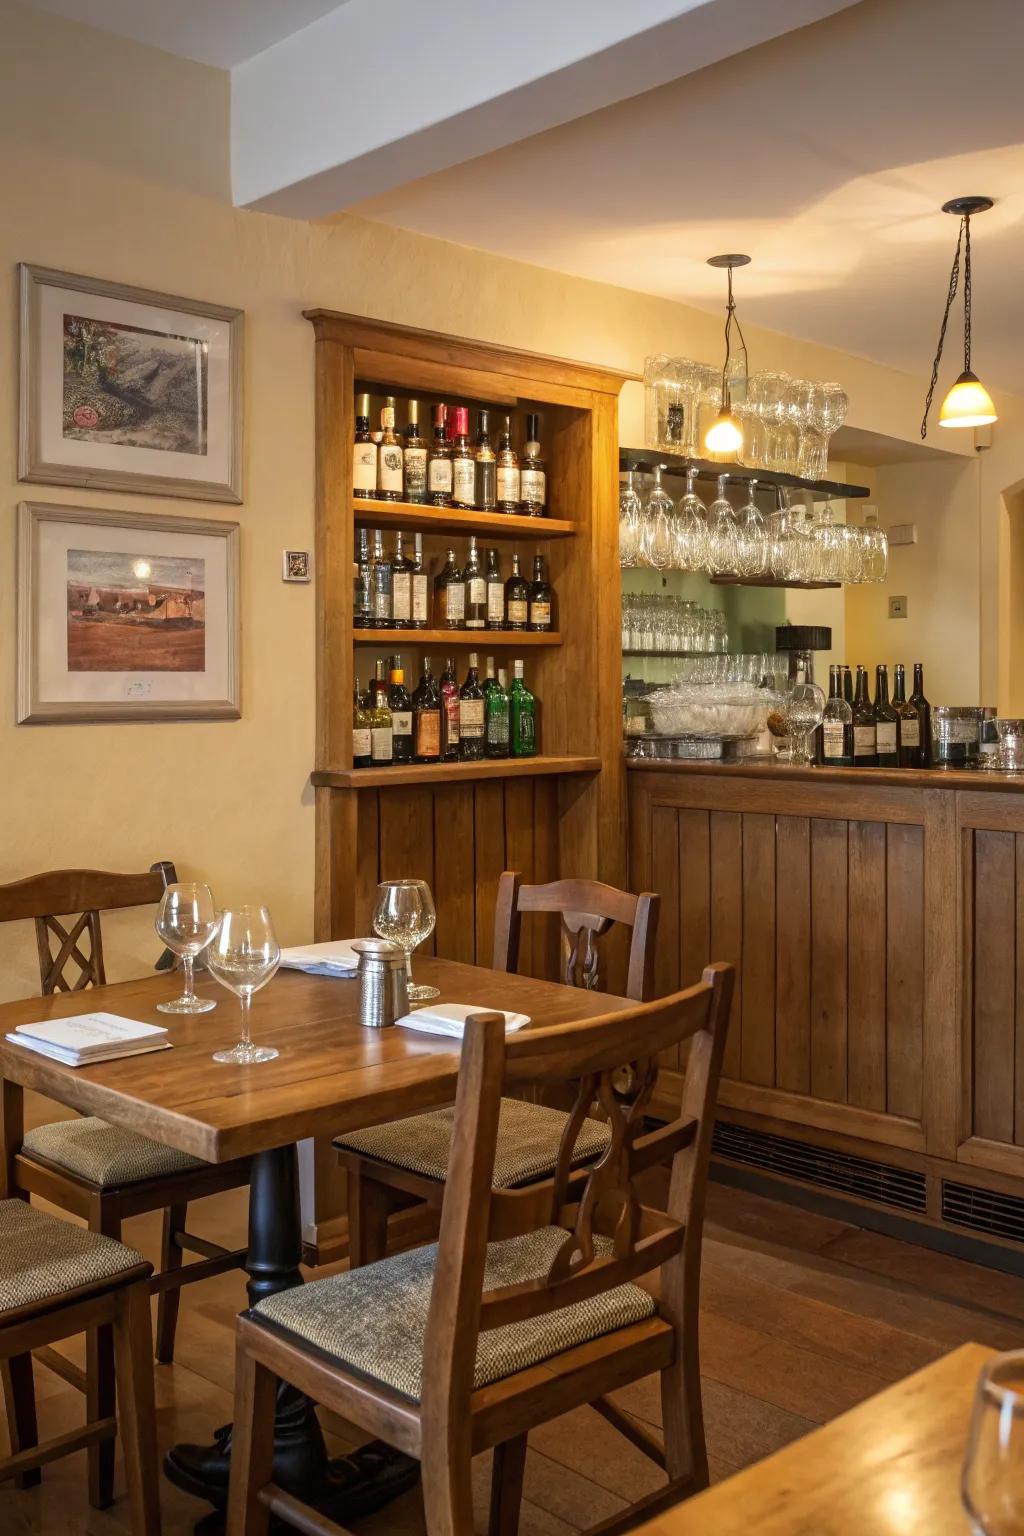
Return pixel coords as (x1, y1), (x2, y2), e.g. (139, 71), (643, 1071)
(155, 883), (218, 1015)
(674, 467), (709, 572)
(736, 480), (770, 579)
(206, 906), (281, 1064)
(783, 683), (825, 765)
(641, 466), (674, 570)
(618, 467), (643, 568)
(963, 1351), (1024, 1533)
(373, 879), (439, 1002)
(819, 382), (849, 469)
(707, 475), (740, 577)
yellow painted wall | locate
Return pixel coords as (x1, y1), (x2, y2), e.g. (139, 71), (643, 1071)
(0, 0), (1018, 1002)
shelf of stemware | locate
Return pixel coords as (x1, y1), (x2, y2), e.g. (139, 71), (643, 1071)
(618, 448), (869, 502)
(709, 575), (841, 590)
(622, 648), (739, 658)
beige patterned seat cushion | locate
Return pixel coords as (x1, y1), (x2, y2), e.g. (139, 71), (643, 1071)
(23, 1117), (206, 1186)
(254, 1225), (655, 1401)
(0, 1198), (146, 1315)
(334, 1097), (612, 1188)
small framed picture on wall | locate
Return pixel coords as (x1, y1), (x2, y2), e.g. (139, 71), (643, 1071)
(19, 264), (244, 503)
(282, 550), (311, 582)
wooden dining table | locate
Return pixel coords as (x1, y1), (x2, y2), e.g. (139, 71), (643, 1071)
(0, 954), (632, 1518)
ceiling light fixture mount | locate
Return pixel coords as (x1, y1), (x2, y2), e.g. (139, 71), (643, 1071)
(921, 196), (997, 439)
(704, 253), (751, 458)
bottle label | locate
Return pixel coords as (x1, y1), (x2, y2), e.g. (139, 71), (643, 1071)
(854, 725), (876, 757)
(353, 443), (377, 491)
(822, 722), (847, 759)
(460, 698), (485, 737)
(379, 446), (403, 494)
(468, 577), (486, 605)
(529, 600), (551, 627)
(371, 727), (393, 762)
(514, 711), (536, 753)
(507, 598), (528, 624)
(453, 459), (476, 505)
(414, 710), (440, 758)
(876, 722), (898, 754)
(520, 467), (546, 505)
(354, 571), (372, 619)
(404, 447), (427, 496)
(900, 718), (920, 748)
(391, 710), (412, 738)
(443, 694), (460, 745)
(444, 583), (465, 622)
(497, 466), (520, 502)
(428, 458), (453, 494)
(391, 572), (411, 621)
(373, 584), (390, 622)
(487, 584), (505, 623)
(352, 728), (371, 758)
(412, 575), (429, 622)
(487, 712), (509, 749)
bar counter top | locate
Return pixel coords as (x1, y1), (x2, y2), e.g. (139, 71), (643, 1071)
(625, 756), (1024, 793)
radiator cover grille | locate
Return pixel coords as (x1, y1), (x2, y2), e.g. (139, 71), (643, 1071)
(943, 1180), (1024, 1245)
(713, 1121), (927, 1214)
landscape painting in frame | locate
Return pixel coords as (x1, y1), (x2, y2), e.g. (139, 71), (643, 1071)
(18, 503), (240, 723)
(19, 265), (243, 503)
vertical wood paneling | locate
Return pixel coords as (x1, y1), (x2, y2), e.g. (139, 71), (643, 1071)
(378, 786), (437, 952)
(810, 819), (848, 1103)
(847, 821), (887, 1112)
(504, 780), (536, 975)
(354, 790), (381, 936)
(1016, 835), (1024, 1147)
(973, 830), (1016, 1141)
(473, 781), (507, 967)
(432, 785), (476, 965)
(679, 810), (711, 987)
(775, 816), (811, 1095)
(531, 778), (561, 983)
(885, 822), (926, 1122)
(741, 813), (776, 1087)
(710, 811), (743, 1081)
(651, 806), (681, 1003)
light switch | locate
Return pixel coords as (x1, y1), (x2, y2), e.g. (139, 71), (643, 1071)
(889, 595), (908, 619)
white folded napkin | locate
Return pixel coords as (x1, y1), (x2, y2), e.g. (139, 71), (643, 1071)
(278, 939), (366, 976)
(397, 1003), (530, 1037)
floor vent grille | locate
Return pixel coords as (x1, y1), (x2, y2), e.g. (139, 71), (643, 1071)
(713, 1122), (927, 1214)
(942, 1181), (1024, 1245)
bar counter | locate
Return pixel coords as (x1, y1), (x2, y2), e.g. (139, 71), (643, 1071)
(627, 757), (1024, 1260)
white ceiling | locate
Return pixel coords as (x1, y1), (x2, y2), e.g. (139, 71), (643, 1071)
(25, 0), (347, 67)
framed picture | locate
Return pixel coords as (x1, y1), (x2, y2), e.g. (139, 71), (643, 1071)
(282, 549), (311, 583)
(17, 501), (240, 723)
(19, 264), (243, 503)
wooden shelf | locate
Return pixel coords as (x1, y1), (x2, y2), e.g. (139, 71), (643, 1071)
(353, 628), (560, 647)
(311, 755), (602, 790)
(619, 448), (870, 501)
(352, 498), (575, 539)
(710, 575), (841, 590)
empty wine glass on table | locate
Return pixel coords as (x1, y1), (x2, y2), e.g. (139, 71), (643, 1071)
(963, 1351), (1024, 1534)
(155, 883), (218, 1014)
(206, 905), (281, 1064)
(373, 879), (438, 1002)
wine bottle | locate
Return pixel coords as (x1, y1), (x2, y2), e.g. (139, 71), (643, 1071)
(509, 659), (537, 756)
(842, 665), (853, 706)
(412, 657), (442, 764)
(410, 532), (428, 630)
(485, 665), (510, 758)
(485, 548), (504, 630)
(504, 553), (528, 631)
(852, 665), (877, 766)
(464, 535), (486, 630)
(353, 393), (377, 501)
(371, 529), (392, 628)
(911, 662), (931, 766)
(821, 664), (854, 766)
(377, 396), (403, 502)
(874, 664), (899, 767)
(474, 409), (497, 511)
(439, 656), (460, 762)
(352, 679), (372, 768)
(369, 660), (393, 765)
(459, 652), (486, 761)
(403, 399), (428, 504)
(496, 415), (520, 514)
(527, 552), (552, 632)
(390, 533), (413, 629)
(433, 548), (465, 629)
(388, 656), (413, 766)
(450, 407), (475, 509)
(519, 414), (546, 517)
(427, 404), (453, 507)
(894, 663), (923, 768)
(353, 527), (373, 629)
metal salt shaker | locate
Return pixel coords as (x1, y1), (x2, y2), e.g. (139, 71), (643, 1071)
(352, 939), (408, 1028)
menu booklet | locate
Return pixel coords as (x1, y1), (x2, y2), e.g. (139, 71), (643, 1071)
(6, 1012), (171, 1067)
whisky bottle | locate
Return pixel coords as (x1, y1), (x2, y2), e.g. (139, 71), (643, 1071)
(403, 399), (428, 504)
(496, 415), (520, 514)
(874, 664), (899, 767)
(354, 527), (373, 629)
(371, 529), (392, 628)
(894, 663), (923, 767)
(485, 666), (510, 758)
(519, 413), (547, 517)
(485, 548), (504, 630)
(439, 656), (460, 762)
(504, 552), (528, 631)
(509, 660), (537, 757)
(474, 409), (497, 511)
(377, 396), (403, 502)
(427, 404), (453, 507)
(910, 663), (931, 766)
(369, 660), (393, 765)
(352, 680), (372, 768)
(353, 393), (377, 501)
(412, 657), (442, 764)
(410, 532), (428, 630)
(459, 652), (486, 761)
(433, 548), (465, 629)
(852, 665), (877, 766)
(388, 656), (413, 766)
(450, 407), (476, 509)
(390, 533), (413, 629)
(464, 535), (486, 630)
(821, 664), (854, 766)
(527, 552), (552, 632)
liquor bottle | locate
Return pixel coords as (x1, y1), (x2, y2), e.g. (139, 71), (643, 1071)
(369, 660), (393, 766)
(485, 548), (504, 630)
(504, 553), (528, 631)
(509, 660), (538, 756)
(483, 655), (498, 695)
(433, 548), (465, 629)
(519, 413), (547, 517)
(427, 404), (453, 507)
(485, 666), (510, 758)
(354, 527), (373, 629)
(911, 662), (931, 766)
(353, 393), (377, 501)
(352, 680), (372, 768)
(821, 664), (854, 767)
(527, 553), (553, 632)
(450, 407), (476, 509)
(474, 409), (497, 511)
(464, 535), (486, 630)
(439, 656), (460, 762)
(412, 657), (442, 764)
(893, 664), (923, 768)
(403, 399), (428, 504)
(410, 532), (429, 630)
(388, 656), (413, 766)
(377, 396), (403, 502)
(842, 665), (854, 707)
(458, 652), (486, 761)
(852, 665), (877, 766)
(390, 533), (413, 629)
(496, 415), (520, 514)
(874, 664), (899, 767)
(371, 529), (392, 628)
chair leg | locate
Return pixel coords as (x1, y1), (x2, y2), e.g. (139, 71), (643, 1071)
(113, 1280), (161, 1536)
(347, 1168), (391, 1269)
(87, 1201), (119, 1509)
(225, 1342), (277, 1536)
(1, 1354), (41, 1490)
(488, 1434), (528, 1536)
(155, 1202), (187, 1364)
(422, 1428), (474, 1536)
(660, 1348), (708, 1493)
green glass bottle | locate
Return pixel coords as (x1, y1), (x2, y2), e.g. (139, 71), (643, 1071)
(485, 666), (510, 759)
(509, 659), (537, 757)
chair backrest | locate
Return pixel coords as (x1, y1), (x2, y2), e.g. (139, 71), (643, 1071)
(492, 872), (660, 1001)
(0, 862), (178, 994)
(420, 962), (734, 1432)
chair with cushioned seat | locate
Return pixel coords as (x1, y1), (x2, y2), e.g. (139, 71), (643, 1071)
(0, 864), (250, 1508)
(0, 1198), (160, 1530)
(226, 965), (734, 1536)
(337, 871), (658, 1268)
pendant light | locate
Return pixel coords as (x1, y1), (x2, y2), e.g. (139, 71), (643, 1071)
(704, 254), (750, 458)
(921, 197), (997, 438)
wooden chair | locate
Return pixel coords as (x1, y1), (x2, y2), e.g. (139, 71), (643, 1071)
(338, 871), (660, 1267)
(0, 863), (250, 1508)
(0, 1197), (160, 1530)
(226, 964), (733, 1536)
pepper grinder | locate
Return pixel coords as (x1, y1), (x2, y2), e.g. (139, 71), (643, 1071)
(352, 939), (409, 1028)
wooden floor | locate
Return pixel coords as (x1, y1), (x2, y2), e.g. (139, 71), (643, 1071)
(2, 1179), (1022, 1534)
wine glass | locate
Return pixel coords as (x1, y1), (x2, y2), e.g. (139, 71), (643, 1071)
(155, 883), (218, 1015)
(784, 683), (825, 765)
(963, 1351), (1024, 1533)
(618, 468), (643, 568)
(736, 480), (770, 579)
(673, 467), (708, 572)
(707, 475), (740, 577)
(641, 466), (674, 571)
(206, 906), (281, 1064)
(373, 879), (439, 1002)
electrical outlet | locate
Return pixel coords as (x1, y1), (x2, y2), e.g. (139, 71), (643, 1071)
(889, 595), (908, 619)
(888, 522), (917, 546)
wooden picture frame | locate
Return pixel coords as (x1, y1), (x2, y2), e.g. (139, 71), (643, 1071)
(19, 264), (244, 504)
(17, 501), (241, 723)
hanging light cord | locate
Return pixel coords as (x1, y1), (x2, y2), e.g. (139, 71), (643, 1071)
(921, 214), (970, 438)
(720, 265), (748, 410)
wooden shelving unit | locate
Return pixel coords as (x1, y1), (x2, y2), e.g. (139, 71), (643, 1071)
(352, 497), (574, 540)
(312, 756), (602, 790)
(354, 628), (561, 648)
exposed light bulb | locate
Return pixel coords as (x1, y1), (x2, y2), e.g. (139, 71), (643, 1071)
(938, 369), (997, 429)
(704, 410), (744, 457)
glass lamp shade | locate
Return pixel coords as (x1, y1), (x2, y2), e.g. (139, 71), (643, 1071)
(704, 410), (744, 456)
(939, 370), (997, 428)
